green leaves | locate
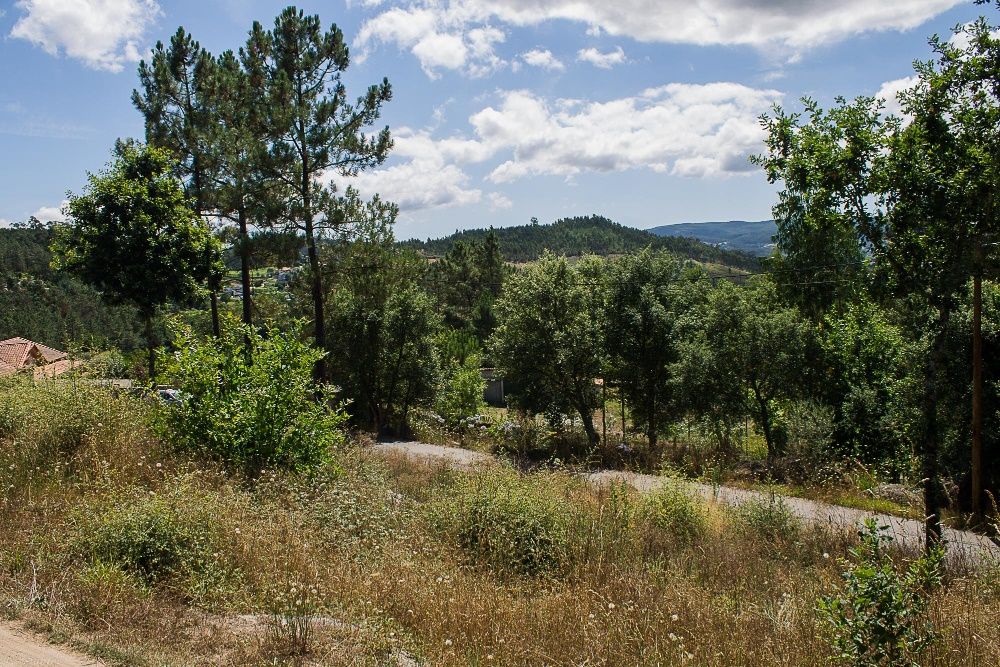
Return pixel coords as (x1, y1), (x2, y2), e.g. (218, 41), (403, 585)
(818, 519), (943, 666)
(159, 318), (347, 475)
(53, 144), (222, 319)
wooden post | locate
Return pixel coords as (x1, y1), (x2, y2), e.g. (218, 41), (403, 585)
(601, 379), (607, 447)
(972, 242), (984, 521)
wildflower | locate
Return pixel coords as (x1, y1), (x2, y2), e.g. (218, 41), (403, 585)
(588, 613), (595, 620)
(234, 527), (241, 535)
(671, 614), (679, 622)
(669, 633), (678, 642)
(607, 602), (615, 610)
(445, 639), (453, 647)
(822, 552), (830, 559)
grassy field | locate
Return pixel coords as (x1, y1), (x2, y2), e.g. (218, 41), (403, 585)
(1, 378), (998, 666)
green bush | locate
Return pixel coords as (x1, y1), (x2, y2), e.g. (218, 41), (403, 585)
(435, 353), (486, 428)
(642, 480), (707, 543)
(433, 467), (571, 576)
(731, 495), (801, 542)
(818, 520), (942, 667)
(159, 320), (347, 475)
(0, 375), (150, 472)
(71, 479), (238, 599)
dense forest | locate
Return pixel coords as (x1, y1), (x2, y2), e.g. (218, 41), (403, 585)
(0, 222), (144, 350)
(401, 215), (761, 270)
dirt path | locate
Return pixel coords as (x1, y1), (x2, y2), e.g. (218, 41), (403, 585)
(373, 440), (1000, 566)
(0, 623), (99, 667)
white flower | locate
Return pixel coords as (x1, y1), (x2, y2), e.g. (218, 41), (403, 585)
(444, 639), (453, 647)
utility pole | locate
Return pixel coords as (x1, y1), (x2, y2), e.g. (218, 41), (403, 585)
(971, 240), (984, 522)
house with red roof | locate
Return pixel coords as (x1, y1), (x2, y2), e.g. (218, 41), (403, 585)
(0, 337), (73, 378)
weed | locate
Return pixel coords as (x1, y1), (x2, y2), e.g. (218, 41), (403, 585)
(818, 519), (943, 667)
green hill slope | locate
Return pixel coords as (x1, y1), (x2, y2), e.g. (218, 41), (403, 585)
(647, 220), (777, 256)
(403, 215), (760, 270)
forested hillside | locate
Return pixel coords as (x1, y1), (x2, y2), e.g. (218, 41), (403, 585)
(648, 219), (777, 256)
(0, 224), (144, 350)
(403, 215), (760, 270)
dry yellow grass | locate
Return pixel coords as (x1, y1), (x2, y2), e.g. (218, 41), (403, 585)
(1, 378), (998, 666)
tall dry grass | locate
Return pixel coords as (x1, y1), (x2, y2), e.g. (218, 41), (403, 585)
(0, 376), (998, 666)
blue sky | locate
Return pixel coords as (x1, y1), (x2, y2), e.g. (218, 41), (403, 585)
(0, 0), (990, 239)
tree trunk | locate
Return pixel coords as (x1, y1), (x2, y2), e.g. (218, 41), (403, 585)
(754, 386), (776, 465)
(302, 163), (326, 383)
(580, 408), (599, 446)
(922, 308), (950, 552)
(145, 314), (156, 387)
(239, 206), (253, 330)
(210, 290), (220, 338)
(972, 251), (984, 522)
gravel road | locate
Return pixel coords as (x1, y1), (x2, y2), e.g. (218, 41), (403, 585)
(374, 440), (1000, 566)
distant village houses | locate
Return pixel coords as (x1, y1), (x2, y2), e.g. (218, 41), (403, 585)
(0, 337), (75, 379)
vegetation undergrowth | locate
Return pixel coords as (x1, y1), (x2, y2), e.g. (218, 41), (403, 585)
(1, 377), (999, 666)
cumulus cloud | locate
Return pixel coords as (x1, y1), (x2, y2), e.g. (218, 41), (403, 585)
(488, 192), (513, 210)
(468, 83), (782, 181)
(576, 46), (626, 69)
(27, 201), (68, 224)
(356, 0), (964, 76)
(332, 130), (484, 212)
(876, 75), (919, 119)
(521, 48), (565, 71)
(354, 5), (506, 77)
(10, 0), (161, 73)
(336, 81), (781, 216)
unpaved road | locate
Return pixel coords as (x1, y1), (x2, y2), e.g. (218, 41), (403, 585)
(0, 623), (99, 667)
(374, 440), (1000, 565)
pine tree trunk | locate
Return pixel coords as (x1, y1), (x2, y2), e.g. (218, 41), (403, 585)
(972, 252), (984, 522)
(145, 314), (156, 387)
(210, 291), (220, 338)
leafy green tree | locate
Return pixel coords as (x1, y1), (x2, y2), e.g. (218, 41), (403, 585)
(132, 27), (222, 335)
(436, 353), (487, 429)
(821, 300), (918, 477)
(52, 144), (222, 381)
(251, 6), (393, 379)
(160, 318), (346, 475)
(751, 99), (870, 319)
(489, 253), (605, 446)
(677, 280), (810, 462)
(324, 217), (439, 435)
(605, 249), (693, 447)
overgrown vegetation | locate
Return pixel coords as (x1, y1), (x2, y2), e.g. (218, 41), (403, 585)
(1, 379), (998, 665)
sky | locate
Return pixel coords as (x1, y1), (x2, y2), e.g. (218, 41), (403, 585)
(0, 0), (991, 240)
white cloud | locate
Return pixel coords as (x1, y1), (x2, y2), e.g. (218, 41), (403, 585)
(356, 0), (964, 76)
(30, 201), (68, 224)
(876, 75), (919, 119)
(469, 83), (782, 181)
(333, 81), (780, 215)
(354, 6), (506, 77)
(488, 192), (513, 210)
(10, 0), (161, 73)
(521, 48), (565, 71)
(576, 46), (626, 69)
(332, 132), (483, 212)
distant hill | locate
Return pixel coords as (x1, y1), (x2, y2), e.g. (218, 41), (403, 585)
(647, 220), (777, 256)
(402, 215), (760, 270)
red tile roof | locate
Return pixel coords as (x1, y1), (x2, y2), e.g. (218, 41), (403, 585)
(0, 338), (68, 370)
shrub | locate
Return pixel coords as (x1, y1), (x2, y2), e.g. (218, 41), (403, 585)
(0, 375), (151, 474)
(642, 480), (707, 543)
(435, 353), (486, 429)
(731, 495), (801, 543)
(159, 320), (347, 475)
(71, 478), (241, 602)
(818, 519), (942, 667)
(433, 467), (571, 576)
